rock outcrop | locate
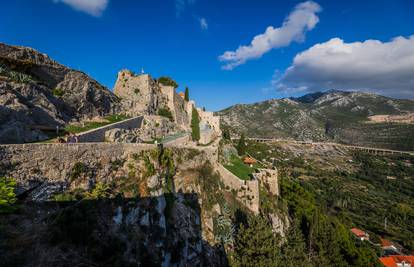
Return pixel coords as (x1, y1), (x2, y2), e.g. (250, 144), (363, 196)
(0, 43), (120, 143)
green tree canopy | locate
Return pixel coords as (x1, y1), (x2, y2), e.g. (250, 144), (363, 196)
(158, 76), (178, 88)
(237, 133), (246, 156)
(191, 107), (200, 141)
(184, 87), (189, 101)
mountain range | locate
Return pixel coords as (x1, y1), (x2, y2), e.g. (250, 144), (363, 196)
(218, 90), (414, 151)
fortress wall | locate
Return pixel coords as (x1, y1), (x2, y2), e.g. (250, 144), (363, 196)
(0, 143), (156, 186)
(160, 85), (189, 128)
(198, 110), (221, 135)
(163, 134), (190, 147)
(216, 164), (259, 214)
(253, 168), (279, 196)
(77, 116), (144, 142)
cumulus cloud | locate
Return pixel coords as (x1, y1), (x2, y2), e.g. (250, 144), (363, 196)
(199, 17), (208, 30)
(53, 0), (109, 17)
(218, 1), (321, 70)
(276, 35), (414, 98)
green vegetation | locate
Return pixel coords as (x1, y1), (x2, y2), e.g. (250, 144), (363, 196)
(0, 177), (17, 213)
(191, 107), (200, 141)
(70, 162), (87, 180)
(231, 215), (280, 266)
(236, 133), (246, 156)
(134, 88), (140, 94)
(158, 76), (178, 88)
(84, 183), (111, 200)
(64, 114), (130, 134)
(224, 154), (254, 180)
(184, 86), (189, 101)
(222, 128), (231, 140)
(52, 88), (64, 97)
(157, 107), (174, 122)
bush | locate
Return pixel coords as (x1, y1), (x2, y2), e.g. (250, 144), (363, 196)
(84, 183), (111, 200)
(158, 108), (174, 121)
(158, 76), (178, 88)
(70, 162), (87, 180)
(0, 177), (17, 213)
(52, 88), (65, 97)
(191, 107), (200, 141)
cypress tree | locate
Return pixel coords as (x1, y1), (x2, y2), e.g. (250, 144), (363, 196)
(191, 107), (200, 141)
(237, 133), (246, 156)
(184, 87), (189, 101)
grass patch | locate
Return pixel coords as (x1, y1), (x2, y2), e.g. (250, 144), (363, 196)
(224, 155), (254, 181)
(64, 114), (130, 134)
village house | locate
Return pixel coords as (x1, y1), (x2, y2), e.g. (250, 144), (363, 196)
(350, 228), (369, 241)
(381, 238), (400, 256)
(380, 255), (414, 267)
(243, 156), (257, 167)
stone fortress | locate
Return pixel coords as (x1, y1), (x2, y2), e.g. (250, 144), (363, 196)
(112, 69), (221, 144)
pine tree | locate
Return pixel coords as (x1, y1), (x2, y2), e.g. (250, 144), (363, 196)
(184, 87), (189, 101)
(232, 215), (280, 267)
(191, 107), (200, 141)
(237, 133), (246, 156)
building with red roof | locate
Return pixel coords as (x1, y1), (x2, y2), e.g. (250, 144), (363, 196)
(350, 227), (369, 241)
(380, 255), (414, 267)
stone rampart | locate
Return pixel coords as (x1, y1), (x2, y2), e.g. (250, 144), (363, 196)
(163, 134), (190, 147)
(253, 168), (279, 196)
(0, 143), (156, 188)
(216, 164), (259, 214)
(77, 116), (144, 142)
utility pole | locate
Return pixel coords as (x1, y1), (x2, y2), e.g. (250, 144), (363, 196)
(384, 217), (387, 230)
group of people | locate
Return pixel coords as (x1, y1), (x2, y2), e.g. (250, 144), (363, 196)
(57, 132), (79, 143)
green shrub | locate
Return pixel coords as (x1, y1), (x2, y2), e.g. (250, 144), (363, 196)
(0, 177), (17, 213)
(84, 183), (111, 200)
(70, 162), (87, 180)
(158, 76), (178, 88)
(134, 88), (140, 94)
(52, 88), (65, 97)
(158, 108), (174, 121)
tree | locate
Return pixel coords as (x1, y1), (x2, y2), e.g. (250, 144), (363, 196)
(184, 87), (189, 101)
(232, 215), (280, 267)
(158, 76), (178, 88)
(223, 128), (231, 140)
(237, 133), (246, 156)
(191, 107), (200, 141)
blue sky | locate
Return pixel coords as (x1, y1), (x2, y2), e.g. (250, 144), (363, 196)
(1, 0), (413, 110)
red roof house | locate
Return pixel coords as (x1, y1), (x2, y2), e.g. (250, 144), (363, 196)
(350, 228), (369, 241)
(380, 255), (414, 267)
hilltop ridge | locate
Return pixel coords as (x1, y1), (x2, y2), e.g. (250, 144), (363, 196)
(218, 90), (414, 150)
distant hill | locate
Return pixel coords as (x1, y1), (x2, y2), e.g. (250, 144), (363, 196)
(0, 43), (120, 143)
(217, 90), (414, 151)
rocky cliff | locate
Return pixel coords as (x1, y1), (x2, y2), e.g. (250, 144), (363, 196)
(0, 43), (120, 143)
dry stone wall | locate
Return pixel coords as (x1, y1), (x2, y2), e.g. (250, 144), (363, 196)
(253, 168), (279, 196)
(77, 116), (144, 142)
(216, 164), (259, 214)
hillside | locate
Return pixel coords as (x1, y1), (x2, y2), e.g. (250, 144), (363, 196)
(0, 43), (120, 144)
(218, 90), (414, 151)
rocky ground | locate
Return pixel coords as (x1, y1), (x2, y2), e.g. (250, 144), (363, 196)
(0, 43), (120, 144)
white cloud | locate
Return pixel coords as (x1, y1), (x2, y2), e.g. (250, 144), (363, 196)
(276, 35), (414, 98)
(175, 0), (196, 17)
(199, 17), (208, 30)
(218, 1), (321, 70)
(53, 0), (109, 17)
